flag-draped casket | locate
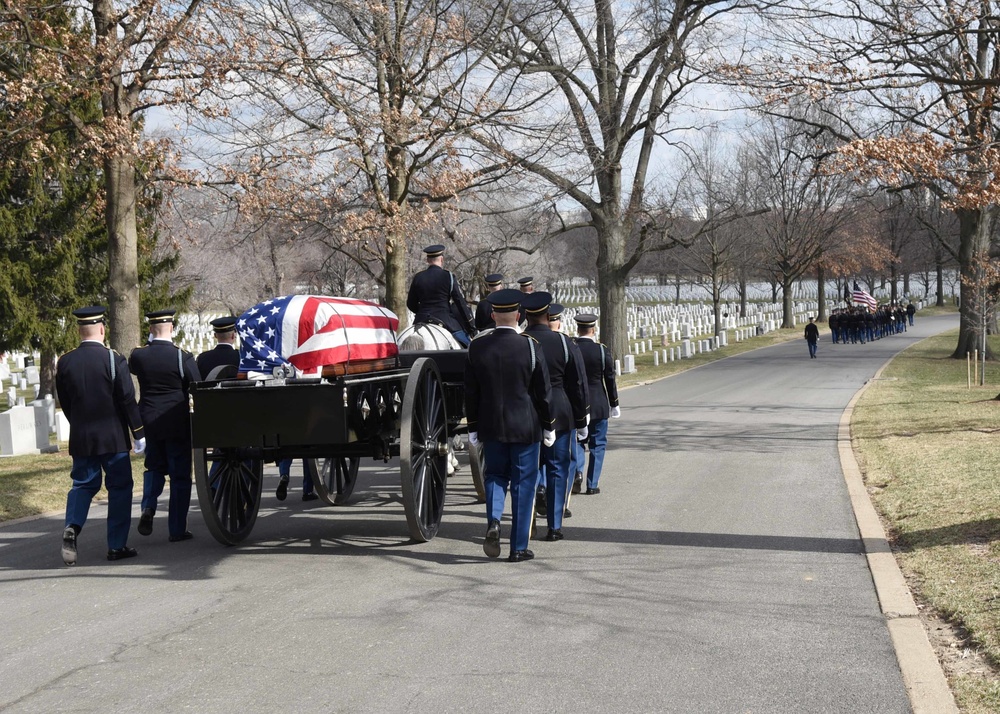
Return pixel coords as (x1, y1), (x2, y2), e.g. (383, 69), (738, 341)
(237, 295), (399, 375)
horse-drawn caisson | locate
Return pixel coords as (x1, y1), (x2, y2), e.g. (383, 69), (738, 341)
(190, 295), (484, 546)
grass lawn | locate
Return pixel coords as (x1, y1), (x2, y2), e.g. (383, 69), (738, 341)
(853, 328), (1000, 713)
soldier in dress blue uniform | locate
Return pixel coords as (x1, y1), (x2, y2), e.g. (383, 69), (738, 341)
(56, 306), (145, 565)
(474, 273), (504, 331)
(196, 316), (240, 378)
(573, 313), (620, 494)
(522, 293), (589, 541)
(129, 309), (202, 542)
(465, 289), (555, 562)
(406, 244), (476, 346)
(516, 276), (534, 326)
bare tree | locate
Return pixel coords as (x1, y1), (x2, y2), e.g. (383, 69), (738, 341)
(743, 0), (1000, 356)
(740, 112), (861, 327)
(470, 0), (751, 359)
(188, 0), (524, 327)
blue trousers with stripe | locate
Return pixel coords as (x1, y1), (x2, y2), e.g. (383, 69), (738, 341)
(483, 441), (540, 554)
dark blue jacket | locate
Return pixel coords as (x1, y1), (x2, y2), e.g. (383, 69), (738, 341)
(129, 340), (201, 440)
(407, 265), (474, 334)
(196, 344), (240, 378)
(56, 341), (144, 456)
(523, 324), (589, 432)
(574, 336), (619, 421)
(465, 327), (553, 443)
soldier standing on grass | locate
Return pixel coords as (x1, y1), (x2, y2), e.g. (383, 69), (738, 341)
(56, 306), (145, 565)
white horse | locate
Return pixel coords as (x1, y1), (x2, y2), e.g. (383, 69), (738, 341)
(396, 322), (462, 351)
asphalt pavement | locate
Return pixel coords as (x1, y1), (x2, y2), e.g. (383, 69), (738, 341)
(0, 314), (960, 713)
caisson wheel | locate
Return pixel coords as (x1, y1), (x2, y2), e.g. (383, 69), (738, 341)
(399, 358), (448, 542)
(308, 457), (361, 506)
(194, 447), (263, 545)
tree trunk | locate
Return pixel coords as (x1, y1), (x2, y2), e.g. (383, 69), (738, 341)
(816, 265), (827, 322)
(105, 155), (140, 355)
(936, 256), (945, 307)
(951, 207), (996, 359)
(889, 263), (898, 304)
(384, 229), (408, 329)
(596, 221), (628, 365)
(712, 275), (722, 336)
(903, 272), (910, 296)
(739, 274), (747, 317)
(781, 276), (794, 328)
(40, 348), (57, 401)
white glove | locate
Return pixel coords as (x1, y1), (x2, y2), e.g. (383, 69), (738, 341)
(543, 430), (556, 447)
(610, 406), (621, 419)
(577, 427), (588, 442)
(586, 414), (591, 426)
(468, 431), (479, 446)
(133, 437), (146, 454)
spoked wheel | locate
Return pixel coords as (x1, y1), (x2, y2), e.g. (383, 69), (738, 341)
(194, 447), (263, 545)
(399, 358), (448, 542)
(308, 457), (361, 506)
(468, 441), (486, 503)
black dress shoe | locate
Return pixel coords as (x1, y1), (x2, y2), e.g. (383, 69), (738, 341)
(572, 474), (583, 494)
(168, 531), (194, 542)
(276, 475), (289, 501)
(483, 520), (501, 558)
(508, 549), (535, 563)
(563, 508), (572, 518)
(137, 508), (154, 536)
(302, 492), (319, 502)
(107, 546), (138, 561)
(585, 487), (601, 495)
(545, 529), (564, 541)
(61, 527), (77, 566)
(534, 489), (547, 517)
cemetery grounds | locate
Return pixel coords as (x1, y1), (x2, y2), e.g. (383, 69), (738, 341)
(6, 304), (999, 711)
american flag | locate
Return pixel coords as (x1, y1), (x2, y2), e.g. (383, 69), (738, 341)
(238, 295), (399, 375)
(852, 283), (878, 312)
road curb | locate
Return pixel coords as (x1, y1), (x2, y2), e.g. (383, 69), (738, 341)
(840, 355), (959, 714)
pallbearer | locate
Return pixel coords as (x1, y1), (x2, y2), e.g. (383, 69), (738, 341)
(56, 306), (145, 564)
(573, 313), (620, 494)
(196, 316), (240, 377)
(474, 273), (504, 331)
(522, 293), (589, 541)
(129, 309), (202, 542)
(465, 289), (554, 562)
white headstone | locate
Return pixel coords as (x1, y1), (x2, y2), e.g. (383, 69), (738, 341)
(653, 351), (659, 366)
(55, 410), (71, 442)
(623, 354), (636, 373)
(19, 377), (26, 390)
(6, 387), (15, 408)
(0, 361), (9, 381)
(0, 406), (40, 455)
(31, 401), (50, 449)
(24, 366), (40, 385)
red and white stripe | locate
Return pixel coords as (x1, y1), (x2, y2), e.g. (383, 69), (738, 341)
(280, 296), (399, 372)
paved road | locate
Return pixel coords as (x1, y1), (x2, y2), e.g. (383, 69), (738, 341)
(0, 315), (958, 713)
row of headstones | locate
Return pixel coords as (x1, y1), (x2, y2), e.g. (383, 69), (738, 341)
(554, 278), (957, 305)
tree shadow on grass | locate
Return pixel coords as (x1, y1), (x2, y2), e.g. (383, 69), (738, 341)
(892, 518), (1000, 551)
